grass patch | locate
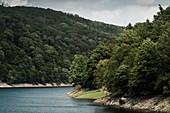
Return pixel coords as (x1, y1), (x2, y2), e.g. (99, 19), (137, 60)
(72, 90), (106, 99)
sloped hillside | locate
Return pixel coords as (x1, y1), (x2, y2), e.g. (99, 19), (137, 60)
(0, 5), (124, 84)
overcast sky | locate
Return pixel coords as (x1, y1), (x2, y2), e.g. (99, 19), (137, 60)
(0, 0), (169, 26)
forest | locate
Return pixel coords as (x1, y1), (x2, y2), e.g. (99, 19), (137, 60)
(0, 4), (169, 97)
(0, 5), (123, 84)
(69, 6), (170, 96)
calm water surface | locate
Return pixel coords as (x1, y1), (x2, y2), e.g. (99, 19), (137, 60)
(0, 87), (152, 113)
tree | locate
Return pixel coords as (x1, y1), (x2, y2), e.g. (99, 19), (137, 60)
(69, 55), (88, 86)
(111, 65), (129, 96)
(82, 45), (111, 89)
(93, 59), (108, 88)
(0, 62), (8, 82)
(129, 39), (159, 95)
(158, 4), (163, 14)
(6, 70), (18, 84)
(126, 23), (133, 30)
(0, 5), (123, 85)
(103, 59), (119, 94)
(154, 25), (170, 94)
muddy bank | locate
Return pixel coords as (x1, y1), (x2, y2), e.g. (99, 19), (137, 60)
(0, 83), (73, 88)
(94, 95), (170, 113)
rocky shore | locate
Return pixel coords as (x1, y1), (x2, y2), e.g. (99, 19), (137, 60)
(94, 95), (170, 113)
(67, 89), (169, 112)
(0, 83), (73, 88)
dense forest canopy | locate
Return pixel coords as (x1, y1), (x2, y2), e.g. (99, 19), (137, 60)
(0, 5), (124, 84)
(70, 5), (170, 96)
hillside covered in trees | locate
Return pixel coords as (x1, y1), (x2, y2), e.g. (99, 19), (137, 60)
(70, 6), (170, 96)
(0, 5), (124, 84)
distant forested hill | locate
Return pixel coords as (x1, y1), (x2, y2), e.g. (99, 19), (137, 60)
(0, 5), (124, 84)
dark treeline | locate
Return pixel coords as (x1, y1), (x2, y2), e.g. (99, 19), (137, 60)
(69, 6), (170, 96)
(0, 5), (124, 84)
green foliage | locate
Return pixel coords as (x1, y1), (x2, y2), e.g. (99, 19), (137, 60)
(0, 6), (123, 84)
(69, 45), (111, 89)
(113, 65), (129, 96)
(70, 6), (170, 97)
(94, 59), (108, 88)
(129, 39), (159, 95)
(69, 55), (88, 86)
(154, 24), (170, 94)
(126, 23), (133, 30)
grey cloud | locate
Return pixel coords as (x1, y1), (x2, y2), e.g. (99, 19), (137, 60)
(27, 0), (169, 26)
(0, 0), (169, 25)
(0, 0), (28, 6)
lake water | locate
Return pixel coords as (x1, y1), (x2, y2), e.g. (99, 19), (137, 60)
(0, 87), (152, 113)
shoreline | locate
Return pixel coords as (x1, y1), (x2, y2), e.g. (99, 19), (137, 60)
(67, 89), (105, 99)
(0, 83), (73, 88)
(67, 89), (170, 113)
(94, 96), (170, 113)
